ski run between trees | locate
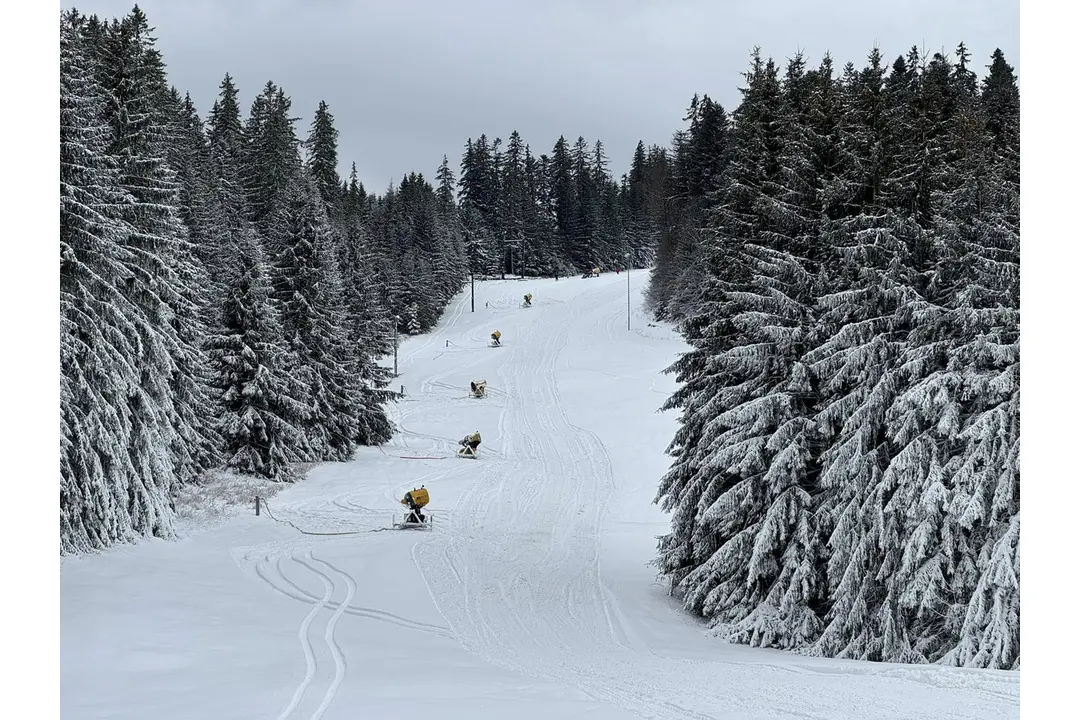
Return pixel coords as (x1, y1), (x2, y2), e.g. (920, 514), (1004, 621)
(61, 3), (1019, 714)
(61, 276), (1019, 720)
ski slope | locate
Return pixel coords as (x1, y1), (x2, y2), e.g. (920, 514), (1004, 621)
(60, 272), (1020, 720)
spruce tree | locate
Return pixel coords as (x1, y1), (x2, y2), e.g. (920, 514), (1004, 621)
(549, 136), (577, 266)
(205, 228), (307, 478)
(655, 51), (825, 650)
(266, 175), (363, 459)
(336, 210), (398, 444)
(933, 48), (1020, 670)
(61, 9), (157, 552)
(500, 131), (527, 275)
(435, 155), (456, 208)
(243, 82), (302, 229)
(570, 135), (597, 268)
(203, 73), (249, 282)
(803, 51), (927, 664)
(306, 100), (342, 214)
(97, 6), (220, 493)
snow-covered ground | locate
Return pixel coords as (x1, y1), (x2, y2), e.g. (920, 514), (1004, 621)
(60, 272), (1020, 720)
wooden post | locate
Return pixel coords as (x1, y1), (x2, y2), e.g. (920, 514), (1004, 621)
(255, 496), (261, 516)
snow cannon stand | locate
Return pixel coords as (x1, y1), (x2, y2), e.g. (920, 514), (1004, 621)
(394, 486), (433, 530)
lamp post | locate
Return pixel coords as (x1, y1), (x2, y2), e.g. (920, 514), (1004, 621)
(393, 315), (400, 376)
(625, 252), (631, 331)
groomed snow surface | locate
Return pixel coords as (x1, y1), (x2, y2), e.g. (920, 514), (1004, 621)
(61, 273), (1020, 719)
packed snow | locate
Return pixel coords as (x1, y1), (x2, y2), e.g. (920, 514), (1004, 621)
(61, 272), (1020, 719)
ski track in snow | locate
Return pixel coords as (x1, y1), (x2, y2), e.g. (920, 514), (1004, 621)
(273, 551), (327, 720)
(246, 548), (361, 720)
(212, 278), (1018, 720)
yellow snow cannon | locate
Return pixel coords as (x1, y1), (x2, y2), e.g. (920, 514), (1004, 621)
(396, 486), (432, 529)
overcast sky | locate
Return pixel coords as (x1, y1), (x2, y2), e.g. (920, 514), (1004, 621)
(74, 0), (1019, 193)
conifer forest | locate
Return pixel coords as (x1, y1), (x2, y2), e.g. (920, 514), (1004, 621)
(59, 6), (1018, 670)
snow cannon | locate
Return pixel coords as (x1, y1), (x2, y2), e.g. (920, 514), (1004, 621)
(395, 486), (432, 529)
(470, 380), (488, 398)
(458, 431), (482, 459)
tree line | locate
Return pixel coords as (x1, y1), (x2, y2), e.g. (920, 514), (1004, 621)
(646, 45), (1020, 670)
(453, 132), (670, 277)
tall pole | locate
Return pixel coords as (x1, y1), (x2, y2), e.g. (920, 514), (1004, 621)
(470, 273), (475, 313)
(626, 253), (631, 331)
(393, 317), (399, 376)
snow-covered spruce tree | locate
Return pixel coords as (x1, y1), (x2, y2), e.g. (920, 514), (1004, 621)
(335, 205), (397, 445)
(526, 148), (557, 277)
(243, 81), (302, 230)
(404, 302), (422, 334)
(852, 48), (983, 664)
(433, 156), (470, 294)
(624, 142), (671, 268)
(931, 47), (1020, 670)
(591, 139), (622, 266)
(334, 174), (399, 444)
(460, 203), (495, 276)
(363, 183), (409, 318)
(61, 10), (152, 553)
(201, 73), (250, 291)
(569, 135), (599, 269)
(801, 49), (930, 663)
(205, 228), (308, 478)
(547, 136), (577, 271)
(402, 173), (456, 324)
(647, 95), (730, 322)
(164, 89), (212, 274)
(650, 127), (699, 319)
(266, 174), (373, 459)
(655, 51), (827, 649)
(653, 235), (749, 590)
(338, 180), (394, 358)
(159, 87), (233, 460)
(666, 225), (712, 321)
(522, 150), (547, 275)
(305, 100), (342, 215)
(500, 131), (528, 275)
(624, 140), (656, 271)
(96, 7), (221, 488)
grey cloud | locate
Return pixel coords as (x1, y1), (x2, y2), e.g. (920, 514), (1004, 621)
(72, 0), (1019, 192)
